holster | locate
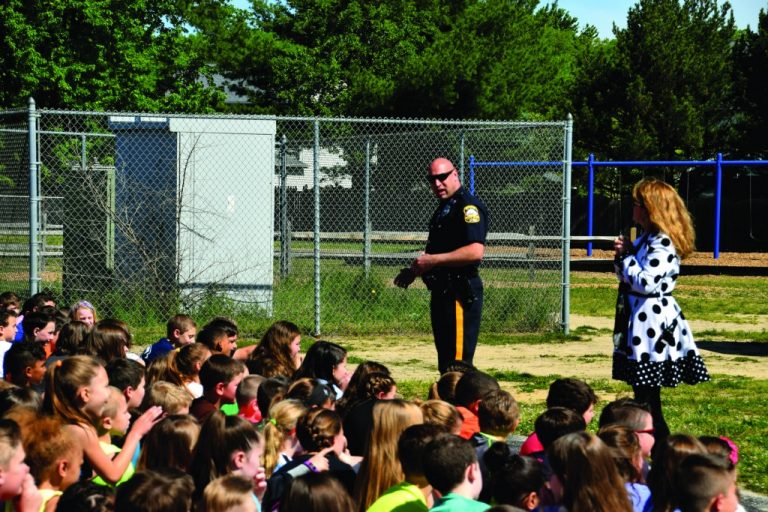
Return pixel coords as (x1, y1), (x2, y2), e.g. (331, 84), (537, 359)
(423, 271), (477, 307)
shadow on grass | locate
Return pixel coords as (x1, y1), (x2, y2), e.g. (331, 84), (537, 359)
(697, 341), (768, 357)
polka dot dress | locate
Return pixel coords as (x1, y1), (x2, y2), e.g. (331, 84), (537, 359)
(613, 232), (710, 388)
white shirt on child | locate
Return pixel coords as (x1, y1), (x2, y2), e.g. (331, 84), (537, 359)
(186, 381), (203, 399)
(0, 340), (11, 379)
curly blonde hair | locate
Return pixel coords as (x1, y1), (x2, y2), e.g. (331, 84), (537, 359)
(633, 178), (695, 259)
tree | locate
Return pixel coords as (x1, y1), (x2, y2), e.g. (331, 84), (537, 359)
(606, 0), (736, 160)
(0, 0), (225, 111)
(201, 0), (588, 119)
(731, 8), (768, 158)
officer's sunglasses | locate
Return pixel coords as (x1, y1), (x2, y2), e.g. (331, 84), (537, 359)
(426, 169), (455, 183)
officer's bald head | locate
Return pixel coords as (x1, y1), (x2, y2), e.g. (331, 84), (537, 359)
(428, 158), (461, 199)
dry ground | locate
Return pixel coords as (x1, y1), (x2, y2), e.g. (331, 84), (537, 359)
(338, 312), (768, 403)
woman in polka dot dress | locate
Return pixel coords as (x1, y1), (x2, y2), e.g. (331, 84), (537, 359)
(613, 178), (710, 444)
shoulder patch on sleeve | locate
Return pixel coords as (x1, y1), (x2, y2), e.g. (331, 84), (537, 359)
(463, 205), (480, 224)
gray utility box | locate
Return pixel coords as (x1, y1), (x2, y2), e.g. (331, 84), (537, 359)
(108, 115), (277, 311)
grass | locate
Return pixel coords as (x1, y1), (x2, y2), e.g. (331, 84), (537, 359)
(570, 272), (768, 321)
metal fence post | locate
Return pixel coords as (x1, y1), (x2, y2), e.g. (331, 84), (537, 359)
(28, 98), (40, 296)
(469, 155), (475, 195)
(459, 130), (465, 184)
(364, 137), (371, 277)
(280, 135), (289, 279)
(313, 119), (321, 336)
(561, 114), (573, 334)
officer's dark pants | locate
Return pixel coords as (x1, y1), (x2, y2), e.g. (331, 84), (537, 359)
(430, 276), (483, 374)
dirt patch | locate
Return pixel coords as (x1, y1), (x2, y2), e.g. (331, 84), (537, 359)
(339, 314), (768, 403)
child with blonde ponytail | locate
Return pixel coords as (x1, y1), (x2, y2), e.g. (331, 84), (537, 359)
(262, 399), (308, 477)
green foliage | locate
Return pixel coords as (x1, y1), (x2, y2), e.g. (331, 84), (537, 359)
(571, 0), (737, 163)
(0, 0), (226, 111)
(730, 9), (768, 157)
(2, 0), (767, 164)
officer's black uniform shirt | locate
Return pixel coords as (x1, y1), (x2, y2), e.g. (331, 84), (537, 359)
(425, 186), (488, 274)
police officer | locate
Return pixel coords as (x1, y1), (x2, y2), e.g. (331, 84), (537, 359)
(395, 157), (488, 373)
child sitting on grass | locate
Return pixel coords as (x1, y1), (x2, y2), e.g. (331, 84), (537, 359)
(93, 386), (136, 487)
(143, 381), (193, 416)
(3, 342), (46, 390)
(368, 423), (448, 512)
(197, 326), (236, 358)
(4, 409), (83, 512)
(189, 355), (245, 423)
(520, 378), (597, 457)
(0, 309), (19, 379)
(675, 453), (739, 512)
(106, 358), (146, 412)
(236, 375), (265, 424)
(472, 389), (520, 500)
(453, 370), (500, 440)
(0, 418), (41, 512)
(137, 415), (200, 473)
(174, 342), (211, 399)
(423, 434), (488, 511)
(141, 314), (197, 364)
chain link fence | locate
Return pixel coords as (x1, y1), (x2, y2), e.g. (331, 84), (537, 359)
(0, 104), (570, 335)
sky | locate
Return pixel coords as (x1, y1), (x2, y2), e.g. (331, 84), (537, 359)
(547, 0), (766, 38)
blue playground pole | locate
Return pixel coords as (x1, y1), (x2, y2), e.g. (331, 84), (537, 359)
(587, 153), (595, 257)
(714, 153), (723, 260)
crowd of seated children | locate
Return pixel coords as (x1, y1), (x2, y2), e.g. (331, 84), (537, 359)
(0, 292), (754, 512)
